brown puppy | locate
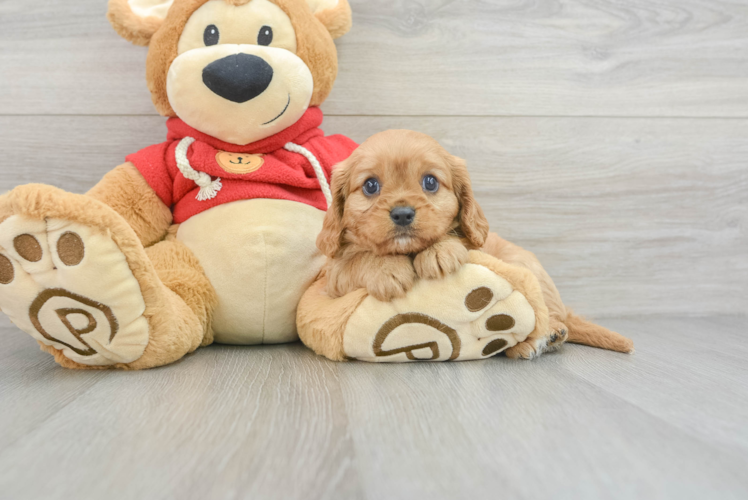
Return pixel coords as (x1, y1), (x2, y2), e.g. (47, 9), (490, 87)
(317, 129), (635, 359)
(317, 129), (489, 302)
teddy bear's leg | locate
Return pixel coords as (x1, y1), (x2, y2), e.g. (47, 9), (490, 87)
(481, 232), (569, 359)
(298, 251), (550, 363)
(0, 184), (214, 369)
(297, 274), (369, 361)
(144, 237), (218, 347)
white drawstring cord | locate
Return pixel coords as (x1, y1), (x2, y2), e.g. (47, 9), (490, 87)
(174, 137), (330, 208)
(284, 142), (332, 209)
(175, 137), (223, 201)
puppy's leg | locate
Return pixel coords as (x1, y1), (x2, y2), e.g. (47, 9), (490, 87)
(481, 232), (568, 359)
(325, 250), (362, 299)
(365, 254), (417, 301)
(326, 249), (416, 302)
(413, 237), (469, 280)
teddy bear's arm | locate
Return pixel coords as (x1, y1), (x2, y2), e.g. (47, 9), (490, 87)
(86, 163), (173, 247)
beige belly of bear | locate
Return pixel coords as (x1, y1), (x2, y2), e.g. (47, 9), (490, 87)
(176, 199), (326, 345)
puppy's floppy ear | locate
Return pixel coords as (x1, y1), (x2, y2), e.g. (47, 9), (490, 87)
(451, 155), (490, 249)
(317, 157), (352, 257)
(306, 0), (353, 39)
(107, 0), (174, 46)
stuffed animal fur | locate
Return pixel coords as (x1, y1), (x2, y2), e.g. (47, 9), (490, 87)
(0, 0), (357, 369)
(0, 0), (631, 369)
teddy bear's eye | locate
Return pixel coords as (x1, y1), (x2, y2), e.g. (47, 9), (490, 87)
(204, 25), (220, 46)
(258, 26), (273, 46)
(363, 178), (380, 196)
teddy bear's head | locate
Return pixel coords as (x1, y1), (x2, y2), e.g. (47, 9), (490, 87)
(107, 0), (351, 145)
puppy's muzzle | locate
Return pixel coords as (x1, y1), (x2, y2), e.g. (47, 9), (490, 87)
(202, 54), (274, 103)
(390, 206), (416, 227)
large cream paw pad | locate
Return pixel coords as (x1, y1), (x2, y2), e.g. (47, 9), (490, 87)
(0, 216), (149, 366)
(343, 263), (537, 362)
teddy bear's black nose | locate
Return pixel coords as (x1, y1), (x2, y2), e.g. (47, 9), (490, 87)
(202, 54), (274, 104)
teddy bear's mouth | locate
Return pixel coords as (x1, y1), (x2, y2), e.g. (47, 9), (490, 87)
(262, 94), (291, 126)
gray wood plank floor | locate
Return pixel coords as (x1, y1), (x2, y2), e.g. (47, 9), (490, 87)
(1, 315), (747, 500)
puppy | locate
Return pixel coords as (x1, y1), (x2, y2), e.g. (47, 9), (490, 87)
(317, 129), (489, 302)
(317, 129), (634, 359)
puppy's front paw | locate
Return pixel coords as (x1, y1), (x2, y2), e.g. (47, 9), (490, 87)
(414, 239), (469, 280)
(366, 256), (416, 301)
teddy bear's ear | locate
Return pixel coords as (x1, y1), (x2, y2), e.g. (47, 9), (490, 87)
(107, 0), (175, 46)
(306, 0), (352, 39)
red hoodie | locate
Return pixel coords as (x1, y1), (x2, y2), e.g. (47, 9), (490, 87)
(126, 107), (357, 224)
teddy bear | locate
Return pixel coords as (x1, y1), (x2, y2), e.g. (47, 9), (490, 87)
(0, 0), (631, 369)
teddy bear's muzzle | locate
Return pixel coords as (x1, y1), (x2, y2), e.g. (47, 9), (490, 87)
(202, 53), (274, 104)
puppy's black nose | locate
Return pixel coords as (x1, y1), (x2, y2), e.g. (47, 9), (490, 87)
(202, 54), (274, 103)
(390, 206), (416, 226)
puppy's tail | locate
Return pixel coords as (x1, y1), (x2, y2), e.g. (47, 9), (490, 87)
(564, 310), (634, 354)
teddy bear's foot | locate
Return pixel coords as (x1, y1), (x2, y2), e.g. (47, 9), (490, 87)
(335, 251), (549, 362)
(0, 214), (150, 366)
(0, 182), (169, 367)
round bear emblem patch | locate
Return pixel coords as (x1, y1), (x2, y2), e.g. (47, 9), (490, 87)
(216, 151), (264, 174)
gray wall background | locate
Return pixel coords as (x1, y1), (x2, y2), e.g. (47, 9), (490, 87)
(1, 0), (746, 318)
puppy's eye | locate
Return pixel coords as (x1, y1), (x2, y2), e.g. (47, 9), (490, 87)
(258, 25), (273, 46)
(204, 25), (220, 46)
(363, 178), (381, 196)
(422, 174), (439, 193)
